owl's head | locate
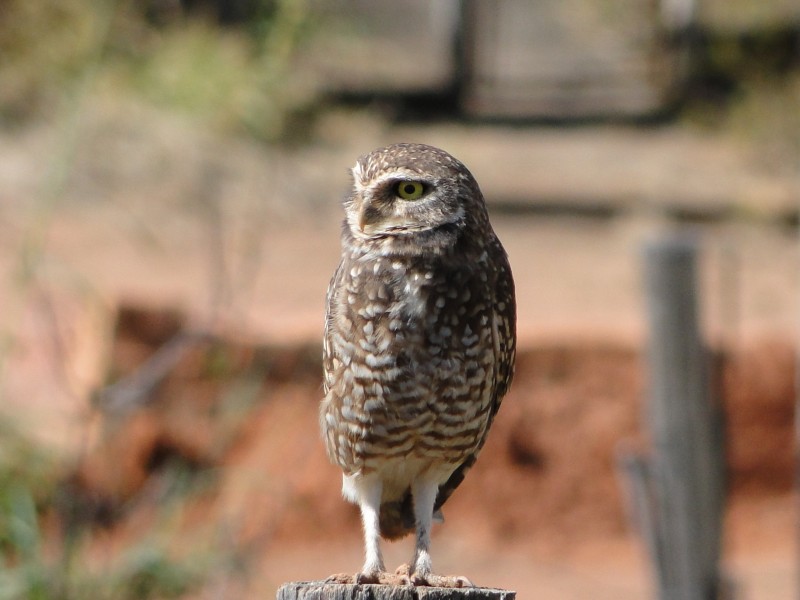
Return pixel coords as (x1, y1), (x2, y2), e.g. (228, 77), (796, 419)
(344, 143), (485, 241)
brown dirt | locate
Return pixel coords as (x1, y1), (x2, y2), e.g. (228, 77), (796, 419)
(66, 304), (795, 598)
(1, 99), (797, 598)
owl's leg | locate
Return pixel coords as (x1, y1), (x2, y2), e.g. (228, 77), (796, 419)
(355, 477), (386, 583)
(326, 476), (397, 585)
(406, 475), (474, 588)
(409, 476), (437, 581)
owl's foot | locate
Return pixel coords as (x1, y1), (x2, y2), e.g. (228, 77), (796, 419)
(355, 570), (409, 585)
(324, 573), (354, 584)
(324, 571), (411, 585)
(394, 564), (474, 588)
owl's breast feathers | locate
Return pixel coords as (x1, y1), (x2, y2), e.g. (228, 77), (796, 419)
(321, 229), (516, 538)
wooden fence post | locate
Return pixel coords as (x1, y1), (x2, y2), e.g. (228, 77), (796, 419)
(620, 235), (726, 600)
(276, 582), (515, 600)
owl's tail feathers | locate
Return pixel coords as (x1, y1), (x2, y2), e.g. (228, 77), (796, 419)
(378, 493), (414, 540)
(378, 491), (445, 540)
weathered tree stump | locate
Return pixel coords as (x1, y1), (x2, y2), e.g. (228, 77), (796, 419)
(276, 582), (515, 600)
(623, 235), (725, 599)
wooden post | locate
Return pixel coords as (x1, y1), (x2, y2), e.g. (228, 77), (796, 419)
(620, 235), (726, 600)
(276, 582), (515, 600)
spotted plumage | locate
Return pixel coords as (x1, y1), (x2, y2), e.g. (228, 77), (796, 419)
(321, 143), (516, 587)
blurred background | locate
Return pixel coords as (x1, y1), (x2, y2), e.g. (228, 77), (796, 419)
(0, 0), (798, 598)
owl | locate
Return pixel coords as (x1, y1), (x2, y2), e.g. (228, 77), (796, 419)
(321, 143), (516, 587)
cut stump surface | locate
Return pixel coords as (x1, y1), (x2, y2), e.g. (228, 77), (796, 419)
(276, 582), (516, 600)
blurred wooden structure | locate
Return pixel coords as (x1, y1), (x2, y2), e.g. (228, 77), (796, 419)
(305, 0), (460, 95)
(459, 0), (692, 119)
(305, 0), (693, 119)
(276, 582), (515, 600)
(619, 236), (726, 600)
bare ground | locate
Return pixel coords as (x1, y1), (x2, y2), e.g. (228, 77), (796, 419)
(0, 98), (797, 598)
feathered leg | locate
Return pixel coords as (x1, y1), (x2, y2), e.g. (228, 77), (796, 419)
(327, 476), (397, 584)
(356, 478), (385, 582)
(410, 476), (437, 580)
(404, 476), (473, 588)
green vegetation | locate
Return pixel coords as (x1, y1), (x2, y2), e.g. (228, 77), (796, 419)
(0, 0), (313, 141)
(684, 27), (800, 168)
(0, 418), (219, 600)
(0, 421), (228, 600)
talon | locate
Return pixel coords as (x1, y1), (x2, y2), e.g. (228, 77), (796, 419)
(411, 573), (475, 588)
(325, 573), (355, 584)
(411, 573), (431, 587)
(355, 571), (380, 584)
(345, 570), (415, 586)
(388, 564), (411, 585)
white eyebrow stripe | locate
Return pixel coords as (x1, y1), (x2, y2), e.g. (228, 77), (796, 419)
(352, 169), (424, 192)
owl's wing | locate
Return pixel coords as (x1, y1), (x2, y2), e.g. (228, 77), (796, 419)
(433, 241), (516, 513)
(322, 259), (345, 395)
(379, 244), (517, 540)
(488, 243), (517, 405)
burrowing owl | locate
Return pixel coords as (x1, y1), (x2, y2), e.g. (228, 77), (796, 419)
(321, 143), (516, 587)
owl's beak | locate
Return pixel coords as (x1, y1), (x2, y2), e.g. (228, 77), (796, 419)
(358, 204), (381, 233)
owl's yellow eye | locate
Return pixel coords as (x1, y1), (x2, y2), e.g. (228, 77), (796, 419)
(395, 181), (425, 200)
